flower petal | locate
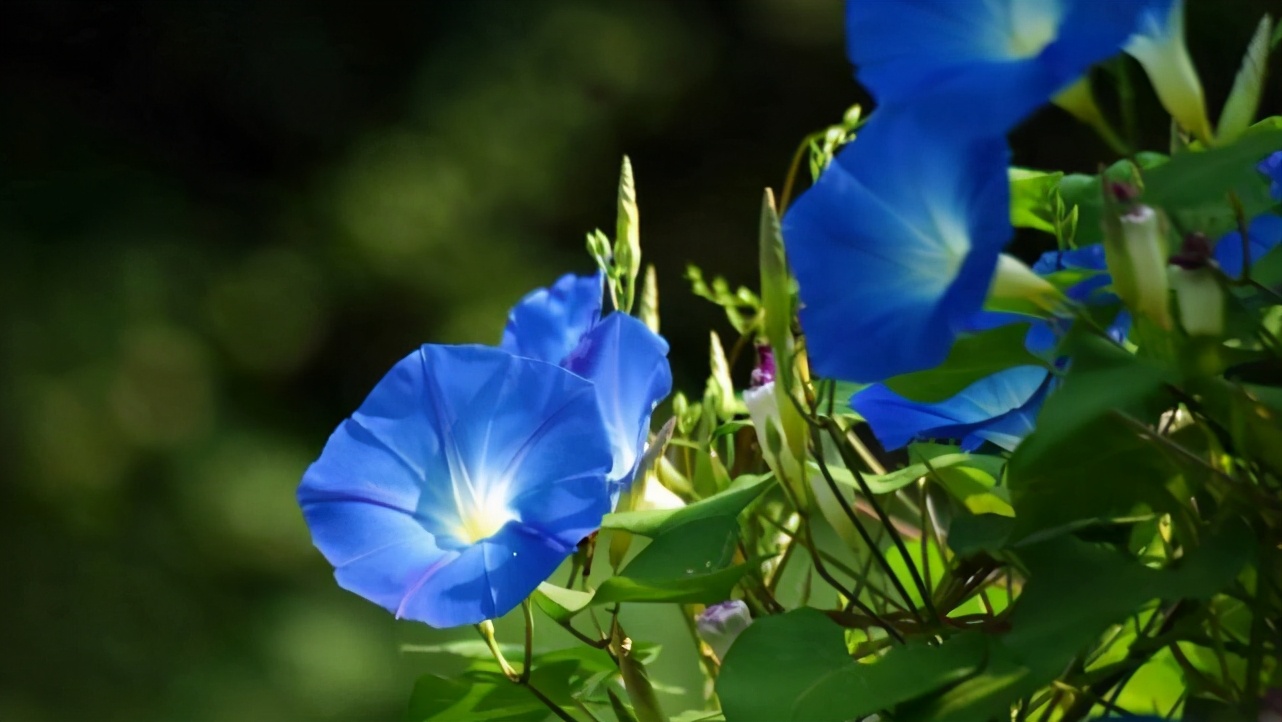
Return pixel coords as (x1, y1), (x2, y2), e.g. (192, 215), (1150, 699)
(563, 313), (673, 487)
(961, 380), (1053, 451)
(397, 521), (573, 628)
(852, 365), (1050, 451)
(410, 346), (612, 538)
(500, 272), (604, 365)
(847, 0), (1152, 132)
(1259, 151), (1282, 201)
(784, 108), (1011, 382)
(1214, 213), (1282, 275)
(300, 498), (450, 613)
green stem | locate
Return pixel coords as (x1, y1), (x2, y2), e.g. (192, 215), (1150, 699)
(1243, 537), (1274, 715)
(760, 511), (908, 613)
(779, 132), (822, 214)
(680, 604), (721, 698)
(764, 514), (799, 594)
(520, 600), (534, 685)
(477, 621), (517, 679)
(475, 619), (576, 722)
(824, 419), (939, 624)
(812, 430), (921, 618)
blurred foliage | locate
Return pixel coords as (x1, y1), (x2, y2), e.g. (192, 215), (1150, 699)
(0, 0), (1277, 720)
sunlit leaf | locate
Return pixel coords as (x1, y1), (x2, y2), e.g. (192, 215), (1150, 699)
(602, 473), (773, 536)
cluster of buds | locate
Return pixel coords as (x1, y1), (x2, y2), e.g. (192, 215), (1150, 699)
(1102, 181), (1225, 338)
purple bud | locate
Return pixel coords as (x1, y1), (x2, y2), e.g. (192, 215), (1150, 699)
(696, 600), (753, 661)
(1108, 180), (1141, 203)
(750, 345), (775, 388)
(1170, 231), (1213, 270)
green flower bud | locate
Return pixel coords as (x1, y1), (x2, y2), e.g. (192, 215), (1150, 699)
(1170, 266), (1224, 337)
(1125, 0), (1213, 143)
(988, 253), (1062, 311)
(1104, 202), (1173, 330)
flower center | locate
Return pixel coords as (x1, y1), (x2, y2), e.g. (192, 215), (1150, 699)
(1005, 3), (1060, 59)
(453, 496), (517, 545)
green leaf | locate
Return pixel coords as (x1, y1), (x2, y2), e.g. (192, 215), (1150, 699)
(709, 420), (750, 442)
(592, 561), (761, 605)
(1247, 242), (1282, 292)
(533, 582), (594, 623)
(716, 608), (854, 722)
(1011, 333), (1169, 474)
(819, 453), (973, 495)
(668, 711), (724, 722)
(792, 634), (989, 722)
(1008, 334), (1176, 540)
(932, 465), (1013, 517)
(408, 675), (547, 722)
(1009, 168), (1063, 233)
(620, 516), (739, 580)
(882, 323), (1046, 403)
(409, 657), (592, 722)
(905, 523), (1254, 722)
(1142, 128), (1282, 229)
(607, 687), (640, 722)
(1193, 377), (1282, 478)
(1218, 16), (1274, 143)
(946, 512), (1014, 557)
(602, 473), (773, 537)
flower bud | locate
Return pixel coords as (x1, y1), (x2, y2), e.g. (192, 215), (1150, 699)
(1169, 266), (1224, 337)
(696, 600), (753, 661)
(1104, 204), (1173, 330)
(1125, 0), (1213, 143)
(750, 344), (776, 388)
(988, 253), (1062, 311)
(743, 380), (803, 487)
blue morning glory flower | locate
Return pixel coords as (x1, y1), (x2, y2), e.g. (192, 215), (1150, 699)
(298, 345), (614, 628)
(500, 272), (673, 494)
(851, 246), (1124, 452)
(846, 0), (1157, 132)
(784, 107), (1012, 383)
(853, 364), (1052, 452)
(299, 273), (671, 627)
(1215, 213), (1282, 276)
(1258, 151), (1282, 201)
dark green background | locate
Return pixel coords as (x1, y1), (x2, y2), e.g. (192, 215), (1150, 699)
(1, 1), (1277, 719)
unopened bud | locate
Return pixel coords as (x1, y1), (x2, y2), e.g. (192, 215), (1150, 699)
(750, 344), (776, 388)
(1105, 204), (1173, 329)
(696, 600), (753, 661)
(987, 253), (1061, 311)
(744, 381), (796, 482)
(1107, 181), (1141, 203)
(1170, 232), (1213, 270)
(1125, 0), (1214, 143)
(1170, 266), (1224, 337)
